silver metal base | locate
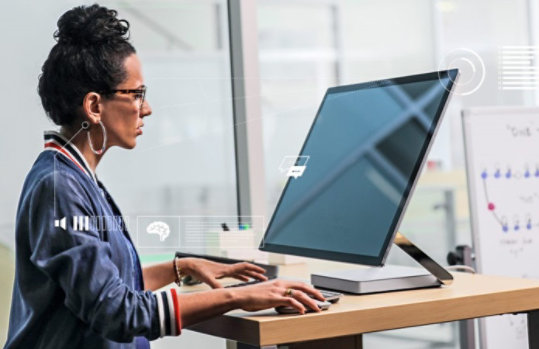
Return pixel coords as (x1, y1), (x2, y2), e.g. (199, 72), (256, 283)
(311, 265), (441, 294)
(311, 232), (453, 294)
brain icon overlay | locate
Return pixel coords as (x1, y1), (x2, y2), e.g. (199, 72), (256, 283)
(146, 221), (171, 242)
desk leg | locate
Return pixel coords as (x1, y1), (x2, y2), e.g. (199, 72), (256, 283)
(459, 319), (476, 349)
(528, 310), (539, 349)
(229, 334), (363, 349)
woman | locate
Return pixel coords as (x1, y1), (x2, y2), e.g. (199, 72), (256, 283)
(5, 5), (323, 349)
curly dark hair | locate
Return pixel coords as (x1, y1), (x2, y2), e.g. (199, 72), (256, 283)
(38, 4), (136, 126)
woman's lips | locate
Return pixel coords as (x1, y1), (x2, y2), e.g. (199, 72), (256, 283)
(136, 122), (144, 135)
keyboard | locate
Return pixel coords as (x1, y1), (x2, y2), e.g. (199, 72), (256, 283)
(225, 278), (343, 303)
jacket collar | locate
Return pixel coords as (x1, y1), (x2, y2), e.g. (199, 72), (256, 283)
(43, 130), (98, 184)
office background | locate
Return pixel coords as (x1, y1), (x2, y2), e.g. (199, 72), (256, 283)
(1, 0), (538, 347)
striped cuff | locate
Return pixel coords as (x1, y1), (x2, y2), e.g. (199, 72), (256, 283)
(155, 289), (182, 337)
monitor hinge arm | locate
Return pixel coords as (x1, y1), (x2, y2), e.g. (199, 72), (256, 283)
(394, 232), (454, 285)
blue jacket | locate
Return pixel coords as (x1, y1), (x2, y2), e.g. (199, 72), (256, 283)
(5, 132), (181, 348)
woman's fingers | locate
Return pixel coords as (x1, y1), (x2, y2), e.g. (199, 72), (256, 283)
(226, 263), (267, 281)
(231, 274), (251, 282)
(244, 262), (266, 274)
(234, 278), (327, 314)
(287, 282), (325, 301)
(238, 269), (268, 281)
(289, 290), (321, 312)
(280, 296), (306, 314)
(232, 262), (266, 275)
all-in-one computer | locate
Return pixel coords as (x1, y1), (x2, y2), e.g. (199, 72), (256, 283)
(259, 70), (459, 294)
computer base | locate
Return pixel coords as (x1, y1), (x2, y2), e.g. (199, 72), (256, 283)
(311, 232), (453, 294)
(311, 265), (441, 294)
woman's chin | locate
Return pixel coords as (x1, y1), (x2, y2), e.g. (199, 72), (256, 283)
(126, 140), (137, 149)
(116, 139), (137, 149)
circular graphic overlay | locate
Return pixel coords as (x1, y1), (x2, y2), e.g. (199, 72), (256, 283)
(438, 48), (485, 96)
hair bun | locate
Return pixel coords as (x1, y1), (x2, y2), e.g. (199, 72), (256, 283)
(54, 4), (129, 46)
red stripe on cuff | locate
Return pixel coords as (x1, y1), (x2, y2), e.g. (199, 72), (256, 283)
(170, 288), (182, 335)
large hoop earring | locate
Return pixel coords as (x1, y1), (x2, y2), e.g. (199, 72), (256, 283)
(87, 120), (107, 155)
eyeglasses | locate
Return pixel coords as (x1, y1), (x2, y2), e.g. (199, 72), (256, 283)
(105, 85), (147, 112)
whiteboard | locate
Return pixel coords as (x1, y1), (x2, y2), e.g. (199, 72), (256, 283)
(463, 107), (539, 349)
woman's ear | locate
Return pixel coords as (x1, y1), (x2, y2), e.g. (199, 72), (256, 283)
(82, 92), (102, 124)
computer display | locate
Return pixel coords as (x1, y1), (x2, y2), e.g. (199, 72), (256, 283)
(259, 70), (459, 266)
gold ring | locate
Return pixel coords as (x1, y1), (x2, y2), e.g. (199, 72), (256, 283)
(285, 288), (294, 297)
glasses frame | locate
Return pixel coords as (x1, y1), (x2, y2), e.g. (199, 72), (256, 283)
(103, 85), (147, 112)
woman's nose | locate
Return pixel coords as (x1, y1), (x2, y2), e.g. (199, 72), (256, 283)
(140, 99), (152, 117)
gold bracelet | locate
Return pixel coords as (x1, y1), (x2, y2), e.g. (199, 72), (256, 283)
(173, 256), (182, 286)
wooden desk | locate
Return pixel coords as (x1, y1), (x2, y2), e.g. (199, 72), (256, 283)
(184, 265), (539, 348)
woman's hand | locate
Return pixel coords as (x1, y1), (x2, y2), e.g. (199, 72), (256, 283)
(180, 258), (268, 289)
(231, 279), (326, 314)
